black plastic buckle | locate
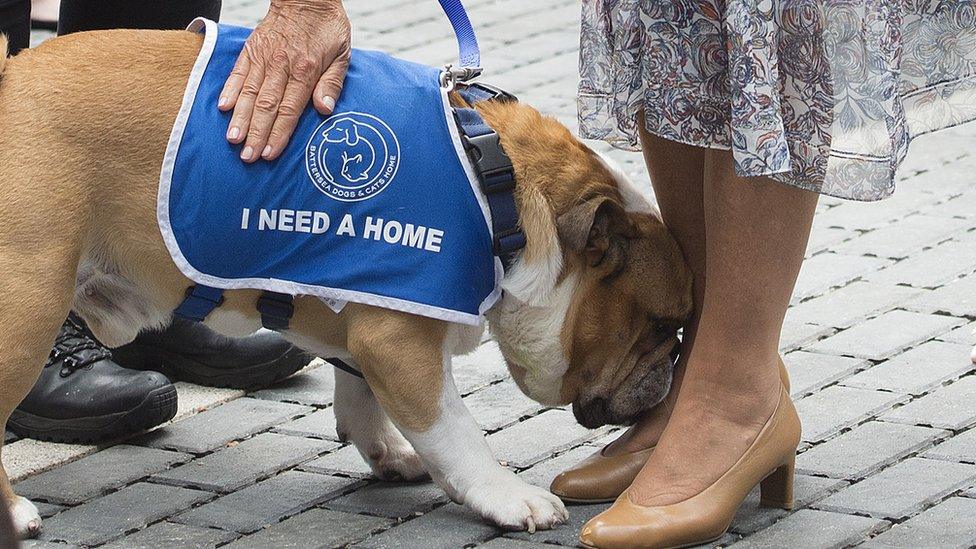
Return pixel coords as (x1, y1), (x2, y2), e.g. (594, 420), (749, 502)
(462, 132), (515, 188)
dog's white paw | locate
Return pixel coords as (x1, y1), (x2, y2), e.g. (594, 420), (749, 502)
(10, 495), (42, 538)
(357, 435), (428, 482)
(464, 472), (569, 532)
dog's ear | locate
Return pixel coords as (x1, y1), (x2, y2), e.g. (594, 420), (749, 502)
(557, 197), (637, 274)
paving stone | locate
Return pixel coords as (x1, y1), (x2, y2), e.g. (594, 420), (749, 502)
(922, 426), (976, 463)
(22, 542), (79, 549)
(806, 225), (855, 257)
(14, 444), (191, 505)
(452, 340), (511, 395)
(783, 351), (868, 398)
(816, 457), (976, 519)
(464, 379), (545, 431)
(101, 521), (239, 549)
(792, 253), (891, 303)
(881, 376), (976, 430)
(4, 438), (100, 483)
(841, 341), (974, 395)
(326, 481), (447, 518)
(779, 321), (834, 353)
(476, 537), (557, 548)
(906, 273), (976, 317)
(301, 444), (375, 479)
(252, 364), (336, 406)
(487, 409), (603, 469)
(806, 310), (963, 360)
(42, 483), (213, 546)
(833, 215), (967, 260)
(506, 502), (610, 547)
(226, 507), (391, 549)
(175, 470), (360, 533)
(171, 381), (246, 423)
(788, 282), (922, 329)
(730, 475), (849, 535)
(729, 509), (886, 549)
(355, 503), (501, 549)
(273, 407), (340, 441)
(137, 397), (312, 454)
(152, 433), (334, 493)
(863, 497), (976, 548)
(937, 320), (976, 345)
(867, 241), (976, 288)
(34, 502), (64, 519)
(795, 386), (907, 443)
(815, 188), (934, 231)
(796, 421), (947, 480)
(517, 445), (600, 490)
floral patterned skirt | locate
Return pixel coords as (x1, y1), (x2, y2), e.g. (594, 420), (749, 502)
(578, 1), (976, 201)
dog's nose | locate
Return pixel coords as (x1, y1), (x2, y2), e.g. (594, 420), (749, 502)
(573, 397), (610, 429)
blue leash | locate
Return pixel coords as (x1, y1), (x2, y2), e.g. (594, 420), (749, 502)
(438, 0), (481, 68)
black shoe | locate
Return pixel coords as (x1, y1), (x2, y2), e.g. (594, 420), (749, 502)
(8, 314), (178, 444)
(111, 318), (313, 391)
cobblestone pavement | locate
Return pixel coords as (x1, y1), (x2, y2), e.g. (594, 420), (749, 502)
(12, 0), (976, 547)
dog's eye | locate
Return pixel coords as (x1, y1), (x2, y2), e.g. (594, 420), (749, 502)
(654, 323), (669, 335)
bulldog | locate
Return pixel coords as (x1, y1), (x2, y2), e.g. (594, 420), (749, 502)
(0, 28), (692, 537)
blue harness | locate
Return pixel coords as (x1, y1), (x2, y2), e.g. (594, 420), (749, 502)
(161, 18), (523, 328)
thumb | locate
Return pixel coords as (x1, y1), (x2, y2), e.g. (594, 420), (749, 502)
(313, 52), (350, 115)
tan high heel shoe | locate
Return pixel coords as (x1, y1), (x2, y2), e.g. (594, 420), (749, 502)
(551, 359), (791, 504)
(578, 386), (801, 549)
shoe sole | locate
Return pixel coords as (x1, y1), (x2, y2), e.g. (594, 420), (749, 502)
(7, 384), (178, 444)
(115, 345), (312, 391)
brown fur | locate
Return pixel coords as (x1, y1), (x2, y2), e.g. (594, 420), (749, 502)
(0, 28), (692, 525)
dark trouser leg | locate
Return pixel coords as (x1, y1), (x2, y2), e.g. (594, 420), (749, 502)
(57, 0), (222, 34)
(0, 0), (30, 55)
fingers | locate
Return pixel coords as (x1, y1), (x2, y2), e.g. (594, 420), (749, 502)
(218, 53), (251, 112)
(263, 77), (312, 160)
(313, 49), (350, 115)
(226, 54), (265, 148)
(240, 52), (292, 162)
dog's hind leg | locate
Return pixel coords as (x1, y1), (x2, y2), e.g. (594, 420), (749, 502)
(0, 244), (81, 538)
(333, 365), (427, 481)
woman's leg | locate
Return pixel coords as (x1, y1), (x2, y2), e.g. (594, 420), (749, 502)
(628, 147), (818, 505)
(604, 128), (708, 456)
(0, 0), (31, 55)
(57, 0), (221, 35)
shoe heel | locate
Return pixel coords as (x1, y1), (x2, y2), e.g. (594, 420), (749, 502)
(760, 458), (794, 510)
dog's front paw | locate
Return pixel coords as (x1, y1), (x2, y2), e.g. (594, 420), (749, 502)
(10, 495), (42, 538)
(464, 472), (569, 532)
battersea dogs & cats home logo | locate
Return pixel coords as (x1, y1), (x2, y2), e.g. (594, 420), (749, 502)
(305, 112), (401, 202)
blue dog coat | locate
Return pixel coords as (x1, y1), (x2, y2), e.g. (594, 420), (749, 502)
(160, 19), (502, 325)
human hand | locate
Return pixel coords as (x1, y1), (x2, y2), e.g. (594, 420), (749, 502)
(219, 0), (351, 162)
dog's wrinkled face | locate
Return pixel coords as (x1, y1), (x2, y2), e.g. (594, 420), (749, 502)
(492, 200), (692, 428)
(560, 204), (692, 427)
(480, 100), (693, 428)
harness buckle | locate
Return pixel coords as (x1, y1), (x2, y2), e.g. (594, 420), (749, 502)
(462, 132), (514, 184)
(440, 64), (484, 92)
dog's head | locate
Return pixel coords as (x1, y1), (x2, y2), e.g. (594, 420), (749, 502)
(476, 100), (693, 428)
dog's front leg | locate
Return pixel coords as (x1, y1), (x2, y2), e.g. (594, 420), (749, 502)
(346, 308), (567, 531)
